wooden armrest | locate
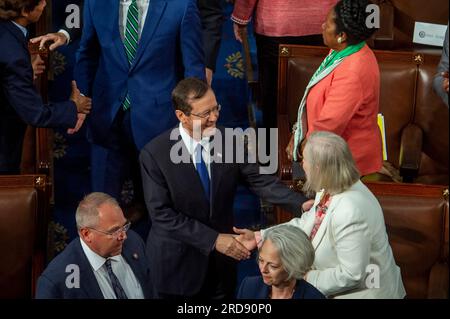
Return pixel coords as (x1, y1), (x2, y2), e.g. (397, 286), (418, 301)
(428, 262), (449, 299)
(277, 114), (292, 180)
(399, 123), (423, 182)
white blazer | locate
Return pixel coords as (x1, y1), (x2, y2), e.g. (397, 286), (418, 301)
(262, 180), (406, 299)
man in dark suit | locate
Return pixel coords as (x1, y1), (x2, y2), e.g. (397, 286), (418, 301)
(139, 77), (307, 299)
(36, 192), (154, 299)
(0, 0), (91, 174)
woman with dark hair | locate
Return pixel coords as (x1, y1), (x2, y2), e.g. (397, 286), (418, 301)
(286, 0), (382, 177)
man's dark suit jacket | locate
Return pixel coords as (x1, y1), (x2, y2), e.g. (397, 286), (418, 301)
(35, 230), (155, 299)
(0, 20), (77, 173)
(237, 276), (326, 299)
(139, 126), (306, 296)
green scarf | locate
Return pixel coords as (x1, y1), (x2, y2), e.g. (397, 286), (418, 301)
(293, 42), (366, 161)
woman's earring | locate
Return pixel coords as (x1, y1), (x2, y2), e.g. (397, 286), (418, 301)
(337, 37), (343, 44)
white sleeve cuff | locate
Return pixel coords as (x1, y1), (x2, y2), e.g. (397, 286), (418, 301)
(57, 29), (71, 44)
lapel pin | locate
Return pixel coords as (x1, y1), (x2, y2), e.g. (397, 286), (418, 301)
(133, 253), (139, 260)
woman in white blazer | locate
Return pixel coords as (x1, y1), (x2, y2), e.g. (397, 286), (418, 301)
(235, 131), (406, 298)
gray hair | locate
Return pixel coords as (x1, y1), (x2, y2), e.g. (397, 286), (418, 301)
(302, 131), (360, 195)
(262, 224), (314, 280)
(75, 192), (120, 230)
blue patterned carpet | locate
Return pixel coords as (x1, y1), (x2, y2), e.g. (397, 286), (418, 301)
(48, 0), (264, 291)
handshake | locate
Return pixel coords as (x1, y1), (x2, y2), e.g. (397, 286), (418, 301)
(68, 80), (91, 134)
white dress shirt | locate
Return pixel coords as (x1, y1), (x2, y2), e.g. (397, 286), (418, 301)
(119, 0), (150, 41)
(80, 238), (144, 299)
(179, 123), (212, 178)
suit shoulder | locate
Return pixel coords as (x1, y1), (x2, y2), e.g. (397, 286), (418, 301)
(40, 239), (82, 278)
(143, 128), (175, 152)
(239, 276), (263, 291)
(123, 230), (145, 249)
(297, 280), (326, 299)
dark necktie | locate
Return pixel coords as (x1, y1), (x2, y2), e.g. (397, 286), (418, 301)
(104, 259), (128, 299)
(195, 144), (210, 201)
(122, 0), (139, 111)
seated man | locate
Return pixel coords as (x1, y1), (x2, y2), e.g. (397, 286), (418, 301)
(139, 77), (307, 299)
(36, 192), (155, 299)
(0, 0), (91, 174)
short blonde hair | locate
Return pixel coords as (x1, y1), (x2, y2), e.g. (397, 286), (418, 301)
(302, 131), (360, 195)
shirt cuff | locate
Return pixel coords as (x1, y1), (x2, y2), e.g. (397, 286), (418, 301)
(231, 15), (251, 26)
(57, 29), (71, 44)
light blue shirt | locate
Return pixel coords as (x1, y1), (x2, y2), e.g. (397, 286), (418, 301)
(79, 238), (144, 299)
(11, 21), (28, 38)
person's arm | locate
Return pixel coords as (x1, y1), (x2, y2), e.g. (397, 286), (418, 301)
(230, 0), (257, 42)
(3, 50), (77, 128)
(30, 31), (69, 51)
(309, 68), (365, 136)
(180, 0), (206, 81)
(139, 147), (249, 261)
(433, 25), (449, 107)
(230, 0), (257, 26)
(304, 199), (371, 297)
(239, 148), (307, 215)
(73, 0), (100, 97)
(198, 0), (224, 76)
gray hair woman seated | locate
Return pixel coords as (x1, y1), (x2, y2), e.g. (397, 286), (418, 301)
(237, 224), (325, 299)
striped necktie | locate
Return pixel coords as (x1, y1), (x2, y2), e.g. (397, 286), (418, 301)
(104, 259), (128, 299)
(122, 0), (140, 111)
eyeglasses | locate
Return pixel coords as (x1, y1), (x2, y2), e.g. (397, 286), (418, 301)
(188, 104), (221, 119)
(87, 221), (131, 238)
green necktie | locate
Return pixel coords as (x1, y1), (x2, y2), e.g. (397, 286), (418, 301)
(122, 0), (139, 111)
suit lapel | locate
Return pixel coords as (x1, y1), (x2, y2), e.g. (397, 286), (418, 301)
(311, 195), (339, 249)
(171, 129), (210, 205)
(106, 0), (129, 69)
(122, 246), (148, 298)
(209, 130), (226, 209)
(75, 239), (105, 298)
(130, 0), (167, 72)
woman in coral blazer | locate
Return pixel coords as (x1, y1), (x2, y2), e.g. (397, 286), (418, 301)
(231, 0), (336, 130)
(287, 0), (382, 176)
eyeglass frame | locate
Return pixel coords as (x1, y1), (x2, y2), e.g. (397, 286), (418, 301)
(86, 221), (131, 238)
(186, 104), (221, 119)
